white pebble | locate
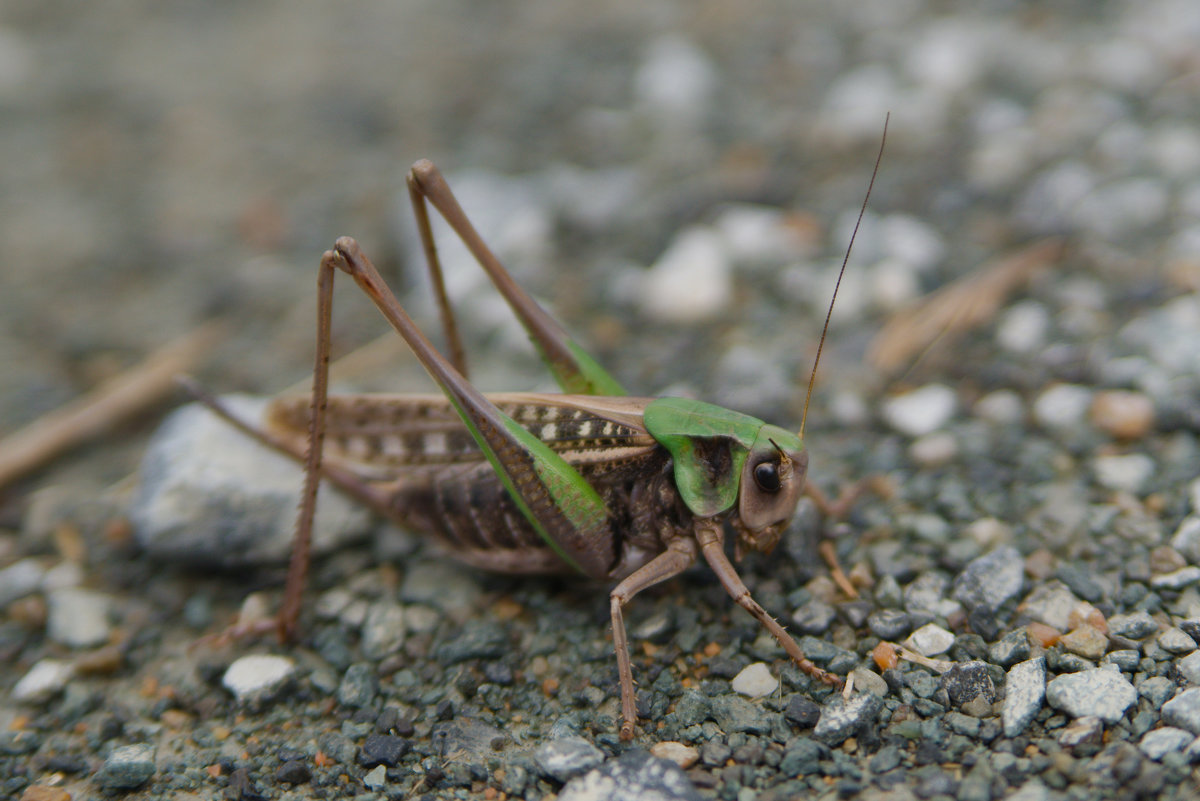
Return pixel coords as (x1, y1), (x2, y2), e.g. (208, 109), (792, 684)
(713, 204), (814, 266)
(973, 390), (1025, 425)
(909, 432), (959, 467)
(640, 226), (732, 324)
(222, 654), (296, 701)
(1033, 384), (1093, 429)
(880, 214), (946, 273)
(996, 301), (1050, 353)
(905, 623), (955, 657)
(881, 384), (958, 436)
(47, 588), (112, 648)
(634, 35), (715, 126)
(731, 662), (779, 698)
(1092, 453), (1156, 494)
(13, 659), (75, 703)
(0, 558), (45, 608)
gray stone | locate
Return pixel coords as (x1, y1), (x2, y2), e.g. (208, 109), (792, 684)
(360, 601), (405, 660)
(400, 559), (483, 615)
(791, 598), (836, 634)
(1102, 649), (1141, 672)
(953, 546), (1024, 611)
(1151, 566), (1200, 591)
(813, 692), (884, 745)
(0, 558), (45, 608)
(535, 736), (604, 782)
(1057, 716), (1104, 749)
(1177, 650), (1200, 684)
(1163, 688), (1200, 734)
(94, 743), (156, 790)
(1046, 668), (1137, 723)
(1002, 657), (1046, 738)
(362, 764), (387, 790)
(1171, 516), (1200, 564)
(709, 694), (772, 734)
(1159, 629), (1196, 655)
(867, 608), (912, 640)
(1019, 581), (1082, 631)
(559, 748), (702, 801)
(989, 628), (1032, 667)
(1139, 727), (1196, 760)
(132, 397), (371, 566)
(941, 661), (996, 706)
(1109, 611), (1160, 639)
(336, 663), (379, 708)
(433, 619), (507, 664)
(1140, 676), (1177, 708)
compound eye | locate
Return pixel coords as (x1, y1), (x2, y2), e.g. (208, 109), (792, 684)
(753, 461), (782, 493)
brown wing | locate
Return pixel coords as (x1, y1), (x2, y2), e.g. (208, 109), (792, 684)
(264, 392), (658, 479)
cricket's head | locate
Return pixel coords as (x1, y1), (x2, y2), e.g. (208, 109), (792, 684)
(732, 424), (808, 559)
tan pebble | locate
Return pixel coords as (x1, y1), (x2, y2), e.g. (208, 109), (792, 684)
(650, 741), (700, 769)
(1026, 622), (1061, 647)
(1091, 390), (1154, 439)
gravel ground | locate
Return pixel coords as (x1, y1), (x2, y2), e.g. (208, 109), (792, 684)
(3, 2), (1200, 800)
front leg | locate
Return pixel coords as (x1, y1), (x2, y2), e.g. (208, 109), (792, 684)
(695, 518), (843, 690)
(608, 536), (699, 740)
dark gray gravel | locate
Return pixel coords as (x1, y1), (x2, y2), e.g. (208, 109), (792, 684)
(3, 2), (1200, 800)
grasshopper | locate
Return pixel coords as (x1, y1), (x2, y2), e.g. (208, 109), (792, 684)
(199, 129), (885, 740)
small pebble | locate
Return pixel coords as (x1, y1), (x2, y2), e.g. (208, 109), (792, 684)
(640, 226), (731, 324)
(534, 736), (605, 782)
(1092, 453), (1156, 493)
(909, 431), (958, 466)
(1001, 657), (1047, 737)
(880, 384), (958, 436)
(1163, 688), (1200, 735)
(940, 661), (996, 706)
(1139, 727), (1196, 760)
(558, 748), (703, 801)
(1170, 516), (1200, 564)
(905, 623), (955, 656)
(362, 764), (387, 790)
(12, 659), (75, 703)
(850, 666), (890, 697)
(973, 390), (1024, 425)
(94, 743), (156, 790)
(222, 654), (296, 703)
(46, 587), (112, 649)
(1159, 628), (1198, 655)
(649, 741), (700, 769)
(1108, 611), (1160, 639)
(1046, 668), (1137, 723)
(953, 545), (1025, 612)
(730, 662), (778, 697)
(1091, 390), (1155, 439)
(1059, 624), (1108, 661)
(1033, 384), (1092, 429)
(1057, 715), (1104, 749)
(360, 601), (405, 660)
(1176, 651), (1200, 684)
(0, 558), (45, 608)
(996, 300), (1050, 353)
(1150, 566), (1200, 591)
(813, 693), (884, 745)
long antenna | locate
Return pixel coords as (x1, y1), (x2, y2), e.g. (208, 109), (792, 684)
(799, 113), (889, 440)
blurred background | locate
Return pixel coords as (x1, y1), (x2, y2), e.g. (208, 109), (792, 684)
(1, 0), (1198, 492)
